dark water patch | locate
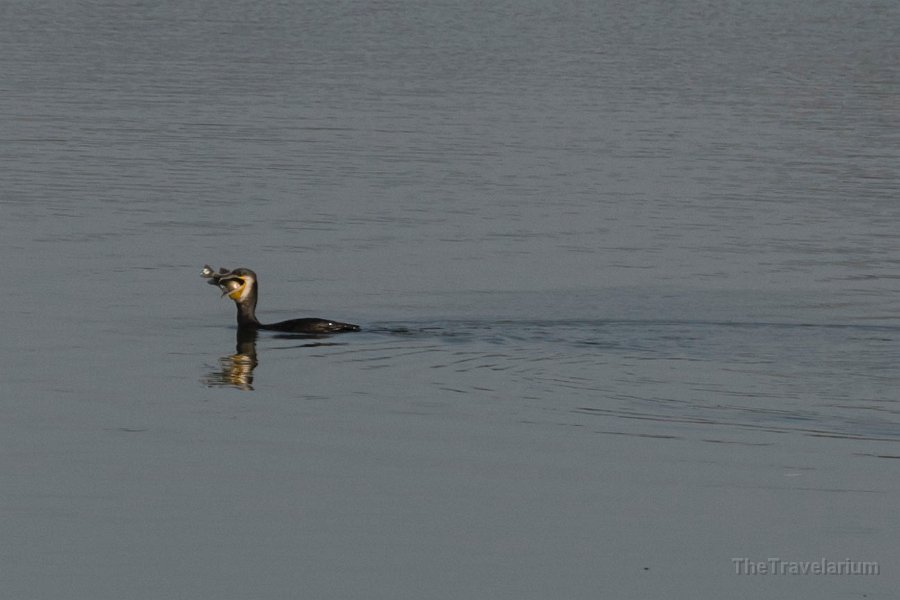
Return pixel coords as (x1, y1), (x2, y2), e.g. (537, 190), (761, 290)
(856, 453), (900, 460)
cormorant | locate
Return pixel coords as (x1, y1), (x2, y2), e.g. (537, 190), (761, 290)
(202, 265), (360, 334)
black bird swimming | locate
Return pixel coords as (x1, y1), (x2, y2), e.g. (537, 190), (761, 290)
(202, 265), (360, 334)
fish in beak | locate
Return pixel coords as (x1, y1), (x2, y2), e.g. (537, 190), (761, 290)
(201, 265), (249, 300)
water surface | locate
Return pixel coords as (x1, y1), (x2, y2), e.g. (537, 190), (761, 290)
(2, 1), (899, 598)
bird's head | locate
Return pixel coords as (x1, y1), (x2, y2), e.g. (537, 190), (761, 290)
(202, 265), (258, 303)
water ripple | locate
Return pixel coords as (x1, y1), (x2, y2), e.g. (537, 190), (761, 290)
(288, 318), (900, 443)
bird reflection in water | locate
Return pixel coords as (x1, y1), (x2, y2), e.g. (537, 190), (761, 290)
(202, 327), (351, 391)
(202, 328), (260, 390)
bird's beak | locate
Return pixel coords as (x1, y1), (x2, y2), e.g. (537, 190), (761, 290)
(217, 275), (247, 300)
(202, 265), (249, 301)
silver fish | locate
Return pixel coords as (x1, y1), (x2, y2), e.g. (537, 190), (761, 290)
(201, 265), (243, 297)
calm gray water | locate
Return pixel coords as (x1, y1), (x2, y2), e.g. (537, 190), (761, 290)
(2, 1), (900, 598)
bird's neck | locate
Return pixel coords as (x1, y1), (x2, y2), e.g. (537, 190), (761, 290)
(235, 297), (260, 329)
